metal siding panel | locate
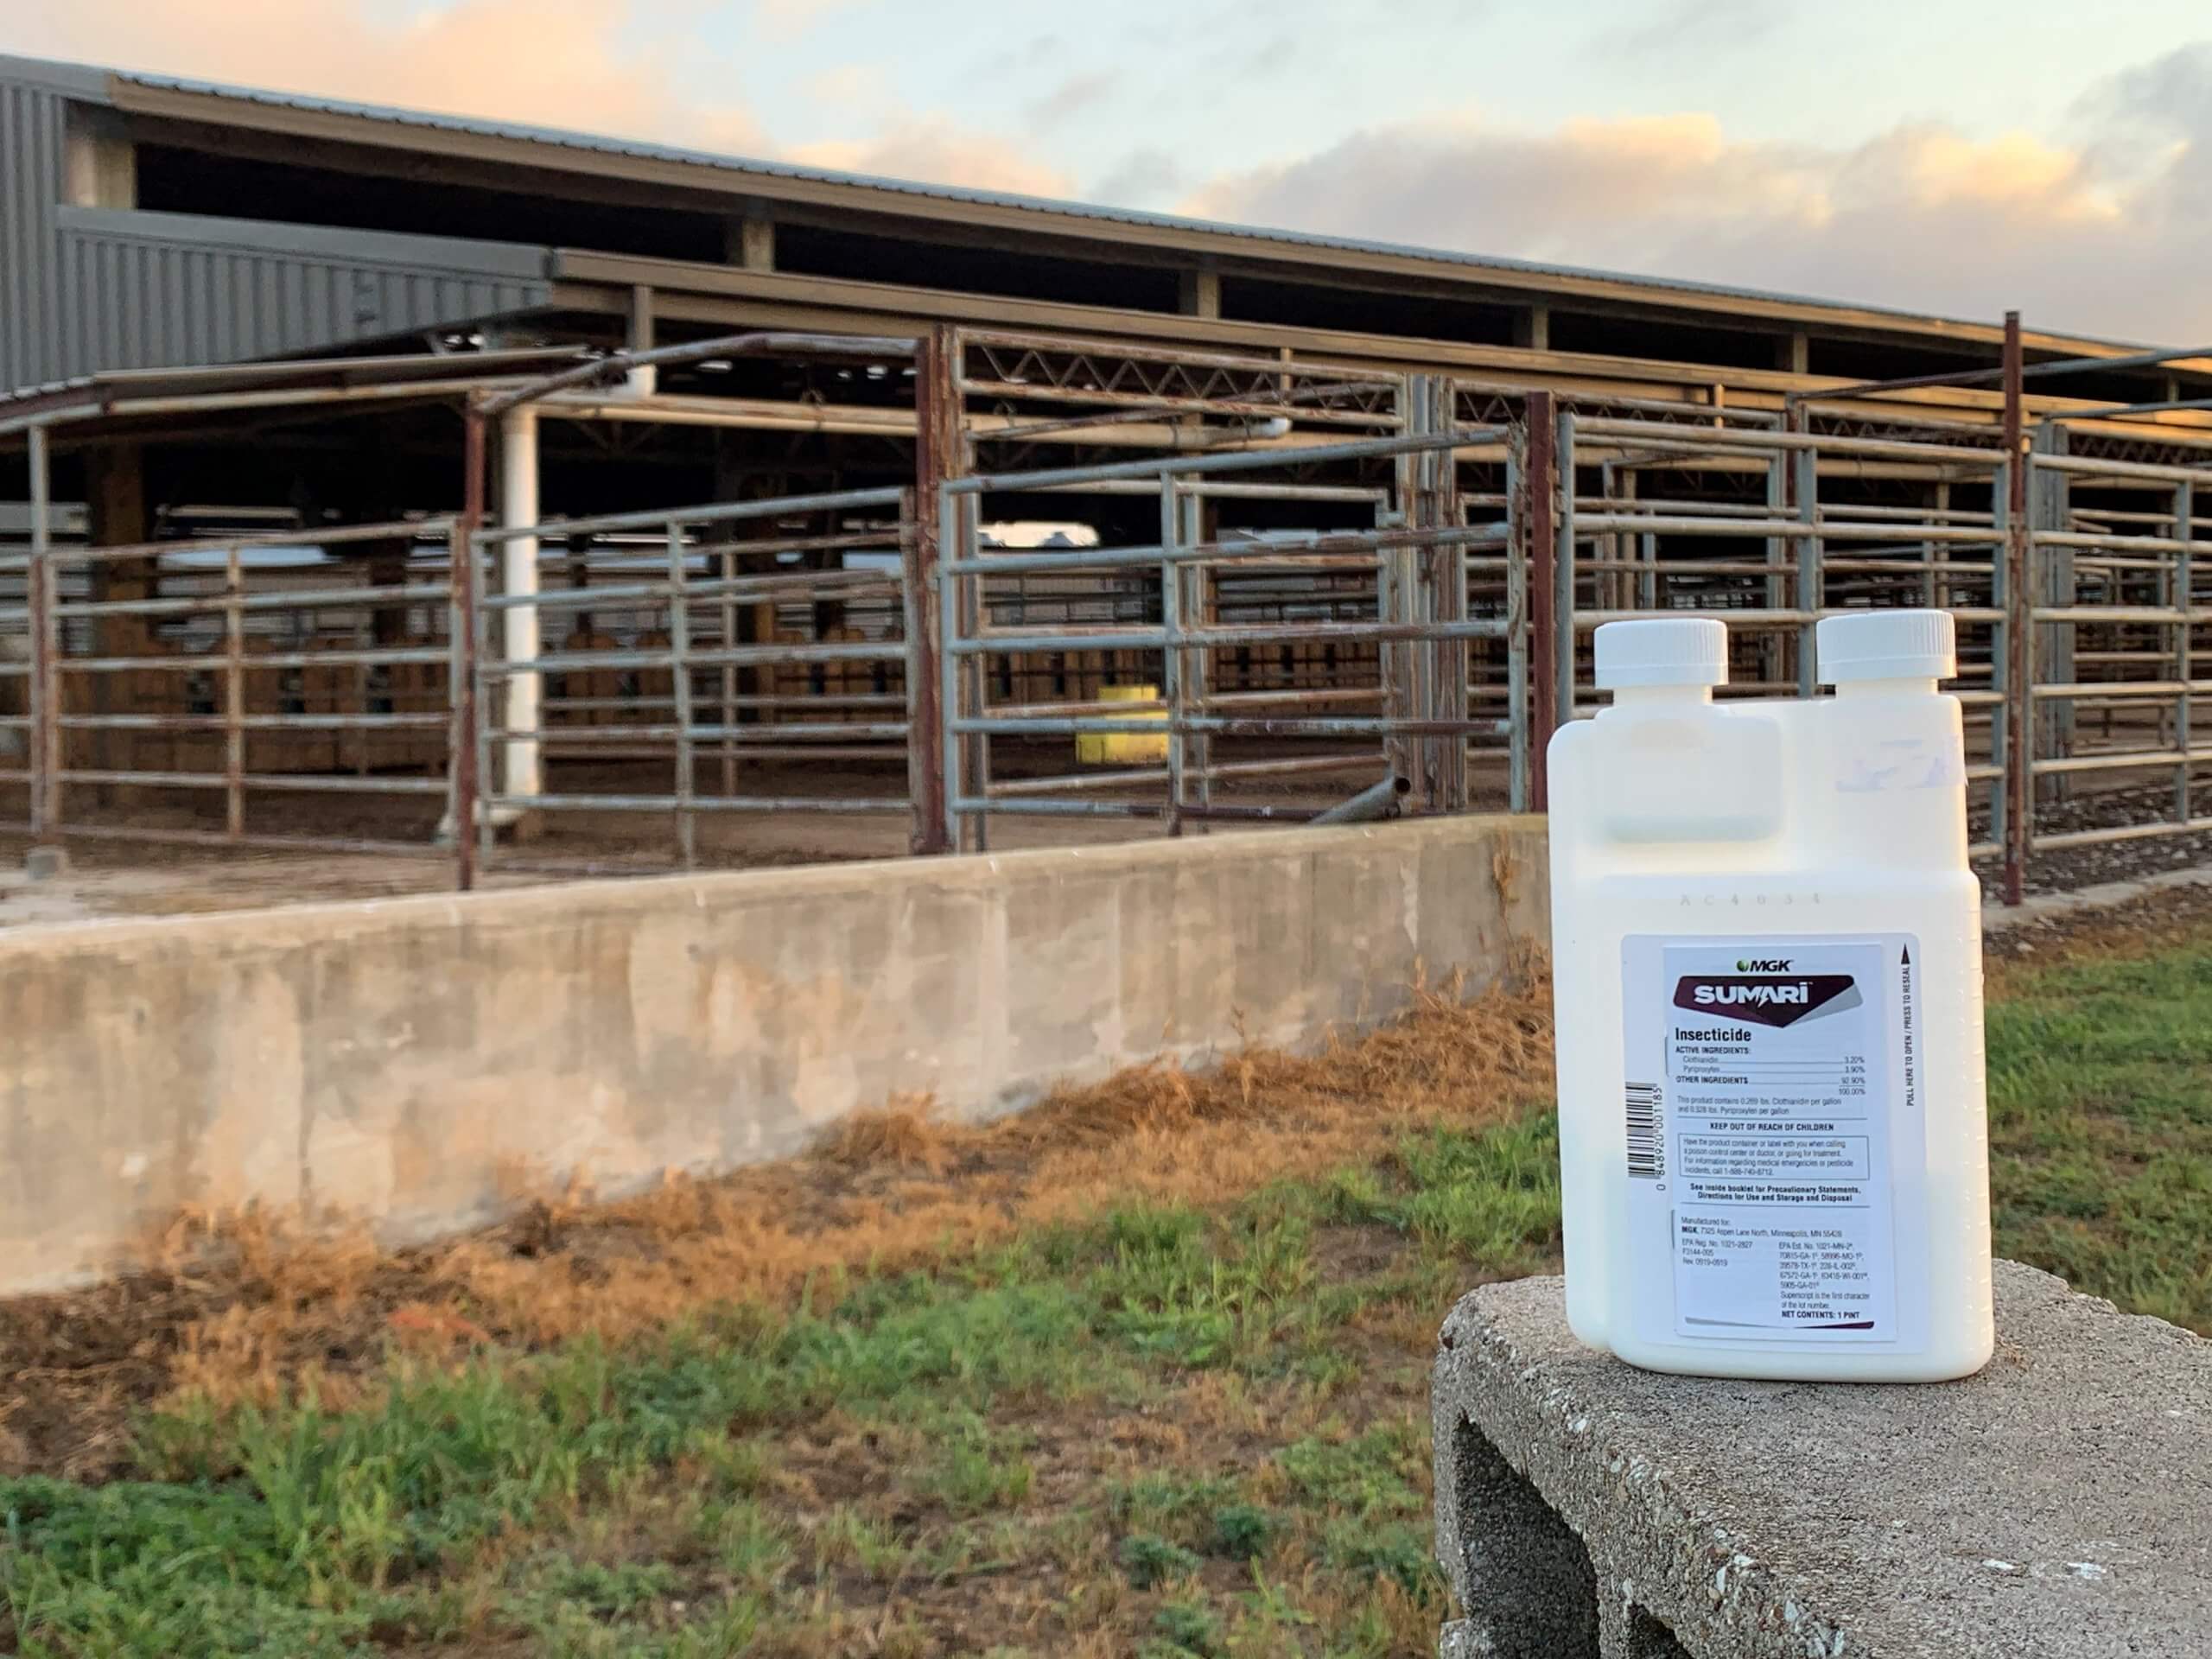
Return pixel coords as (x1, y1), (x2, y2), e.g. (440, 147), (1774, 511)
(119, 240), (141, 368)
(163, 245), (181, 365)
(197, 251), (220, 363)
(257, 256), (278, 353)
(233, 252), (254, 359)
(148, 242), (169, 365)
(181, 248), (207, 364)
(281, 260), (307, 354)
(3, 85), (23, 385)
(27, 86), (50, 382)
(95, 237), (117, 372)
(26, 84), (60, 384)
(29, 202), (557, 379)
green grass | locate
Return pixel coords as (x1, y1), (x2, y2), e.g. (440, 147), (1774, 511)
(1986, 932), (2212, 1331)
(2, 925), (2206, 1656)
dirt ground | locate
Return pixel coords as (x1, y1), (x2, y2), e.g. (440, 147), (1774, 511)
(0, 730), (2199, 925)
(0, 749), (1400, 924)
(0, 974), (1553, 1484)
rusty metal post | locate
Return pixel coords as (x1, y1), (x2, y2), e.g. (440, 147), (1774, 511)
(2003, 311), (2031, 906)
(904, 324), (957, 854)
(1160, 472), (1185, 836)
(25, 423), (58, 848)
(1404, 374), (1465, 811)
(451, 396), (486, 891)
(1787, 402), (1818, 696)
(1432, 377), (1467, 811)
(667, 518), (696, 869)
(224, 543), (245, 839)
(718, 546), (738, 801)
(1523, 391), (1559, 811)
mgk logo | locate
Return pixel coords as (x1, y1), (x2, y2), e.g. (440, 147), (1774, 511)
(1736, 957), (1792, 972)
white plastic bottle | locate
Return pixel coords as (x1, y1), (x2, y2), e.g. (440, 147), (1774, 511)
(1548, 611), (1993, 1382)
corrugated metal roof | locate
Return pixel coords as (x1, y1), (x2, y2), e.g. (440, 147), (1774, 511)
(104, 64), (2036, 340)
(0, 344), (592, 428)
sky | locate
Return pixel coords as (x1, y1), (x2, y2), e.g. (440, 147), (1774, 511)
(5, 0), (2211, 341)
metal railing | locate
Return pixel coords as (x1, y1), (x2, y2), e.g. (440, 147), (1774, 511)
(1542, 410), (2013, 859)
(3, 515), (465, 856)
(937, 417), (1515, 849)
(467, 488), (921, 871)
(7, 374), (2206, 903)
(2021, 442), (2212, 854)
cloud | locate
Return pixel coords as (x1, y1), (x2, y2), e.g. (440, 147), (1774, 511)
(753, 0), (867, 43)
(787, 119), (1075, 198)
(4, 0), (1056, 196)
(1175, 74), (2212, 340)
(1091, 145), (1188, 208)
(804, 61), (889, 107)
(1598, 0), (1784, 60)
(6, 0), (769, 152)
(1021, 70), (1116, 132)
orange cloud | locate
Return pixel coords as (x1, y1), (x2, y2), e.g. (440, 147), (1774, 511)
(7, 0), (1062, 198)
(789, 120), (1076, 199)
(1176, 93), (2201, 337)
(9, 0), (768, 151)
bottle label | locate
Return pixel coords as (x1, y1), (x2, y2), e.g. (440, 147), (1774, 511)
(1620, 934), (1926, 1348)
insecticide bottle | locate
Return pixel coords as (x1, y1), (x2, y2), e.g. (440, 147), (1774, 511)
(1548, 610), (1993, 1382)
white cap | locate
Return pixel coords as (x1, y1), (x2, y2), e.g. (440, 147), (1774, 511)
(1816, 609), (1956, 684)
(1593, 617), (1727, 690)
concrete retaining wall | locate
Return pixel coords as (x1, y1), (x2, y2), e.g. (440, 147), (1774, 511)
(0, 814), (1546, 1295)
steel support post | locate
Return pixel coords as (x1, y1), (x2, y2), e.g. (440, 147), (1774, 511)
(906, 324), (956, 854)
(1408, 374), (1466, 811)
(26, 423), (58, 849)
(448, 518), (480, 892)
(2002, 310), (2031, 907)
(1522, 392), (1559, 811)
(1160, 474), (1186, 836)
(2031, 422), (2073, 804)
(1764, 441), (1789, 689)
(2178, 480), (2196, 832)
(223, 544), (245, 839)
(1554, 410), (1579, 725)
(1789, 404), (1819, 697)
(1179, 486), (1211, 819)
(667, 522), (696, 868)
(451, 398), (486, 890)
(1504, 438), (1529, 812)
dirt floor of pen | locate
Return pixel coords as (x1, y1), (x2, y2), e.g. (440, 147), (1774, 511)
(1, 888), (2209, 1658)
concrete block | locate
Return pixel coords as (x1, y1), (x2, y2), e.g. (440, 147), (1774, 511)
(1432, 1260), (2212, 1658)
(23, 844), (67, 881)
(0, 814), (1548, 1294)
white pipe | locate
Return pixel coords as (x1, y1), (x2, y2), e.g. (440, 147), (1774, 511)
(500, 407), (542, 798)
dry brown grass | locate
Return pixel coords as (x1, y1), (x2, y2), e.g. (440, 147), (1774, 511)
(0, 970), (1553, 1479)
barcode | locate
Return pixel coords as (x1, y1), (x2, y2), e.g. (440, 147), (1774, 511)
(1626, 1082), (1664, 1179)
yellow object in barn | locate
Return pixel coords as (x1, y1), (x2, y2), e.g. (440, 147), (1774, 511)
(1076, 683), (1169, 765)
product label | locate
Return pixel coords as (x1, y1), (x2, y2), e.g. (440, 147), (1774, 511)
(1620, 935), (1925, 1347)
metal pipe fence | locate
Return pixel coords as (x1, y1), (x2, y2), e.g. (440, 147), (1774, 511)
(2018, 435), (2212, 855)
(938, 415), (1513, 849)
(11, 348), (2209, 903)
(0, 514), (467, 856)
(467, 487), (920, 873)
(1545, 410), (2014, 859)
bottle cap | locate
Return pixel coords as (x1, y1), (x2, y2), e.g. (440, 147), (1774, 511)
(1593, 617), (1727, 690)
(1816, 608), (1956, 683)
